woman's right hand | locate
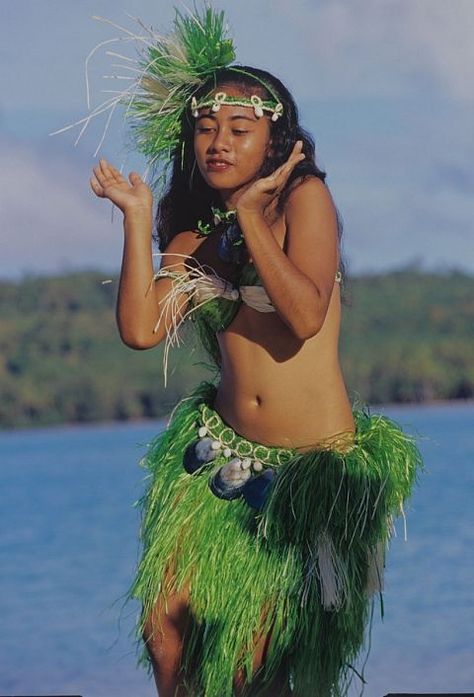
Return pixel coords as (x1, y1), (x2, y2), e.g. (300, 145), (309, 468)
(90, 159), (153, 214)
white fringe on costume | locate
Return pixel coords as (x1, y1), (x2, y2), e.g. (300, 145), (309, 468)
(50, 15), (167, 163)
(147, 253), (275, 386)
(302, 526), (388, 612)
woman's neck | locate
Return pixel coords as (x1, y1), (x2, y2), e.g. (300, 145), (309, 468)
(218, 181), (253, 211)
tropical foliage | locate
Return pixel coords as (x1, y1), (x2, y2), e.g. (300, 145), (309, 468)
(1, 268), (472, 428)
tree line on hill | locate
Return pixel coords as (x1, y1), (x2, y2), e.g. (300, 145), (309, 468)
(0, 267), (472, 428)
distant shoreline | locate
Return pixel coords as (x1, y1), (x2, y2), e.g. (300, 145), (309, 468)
(2, 396), (473, 434)
(1, 264), (473, 284)
(1, 269), (473, 429)
(366, 396), (474, 410)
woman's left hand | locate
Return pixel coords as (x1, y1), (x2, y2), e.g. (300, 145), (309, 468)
(235, 140), (305, 217)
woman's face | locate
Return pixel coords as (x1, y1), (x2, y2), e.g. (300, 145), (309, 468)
(193, 84), (272, 200)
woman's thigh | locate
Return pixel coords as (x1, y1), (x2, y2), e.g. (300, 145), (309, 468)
(143, 585), (292, 696)
(233, 613), (292, 696)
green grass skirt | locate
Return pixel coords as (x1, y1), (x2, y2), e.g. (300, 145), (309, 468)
(126, 380), (423, 696)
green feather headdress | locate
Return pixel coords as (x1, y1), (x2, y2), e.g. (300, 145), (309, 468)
(128, 6), (235, 167)
(51, 4), (236, 182)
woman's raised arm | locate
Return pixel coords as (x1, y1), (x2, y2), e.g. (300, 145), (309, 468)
(90, 159), (191, 350)
(230, 141), (336, 339)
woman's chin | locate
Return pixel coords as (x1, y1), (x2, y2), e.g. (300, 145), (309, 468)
(202, 178), (241, 196)
(203, 171), (238, 186)
(201, 172), (256, 195)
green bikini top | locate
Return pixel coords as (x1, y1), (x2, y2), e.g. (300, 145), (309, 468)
(188, 261), (342, 331)
(192, 261), (269, 331)
(151, 255), (342, 381)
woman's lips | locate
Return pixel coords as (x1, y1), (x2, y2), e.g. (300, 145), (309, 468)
(206, 161), (233, 172)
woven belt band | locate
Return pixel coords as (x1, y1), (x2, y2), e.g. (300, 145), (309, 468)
(197, 403), (298, 467)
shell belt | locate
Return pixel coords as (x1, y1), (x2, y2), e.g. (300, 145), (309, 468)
(196, 403), (297, 471)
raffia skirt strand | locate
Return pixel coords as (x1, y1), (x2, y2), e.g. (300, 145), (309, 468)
(124, 380), (423, 697)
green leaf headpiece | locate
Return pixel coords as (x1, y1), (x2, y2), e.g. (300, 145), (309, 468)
(51, 4), (284, 191)
(51, 7), (234, 166)
(128, 6), (236, 167)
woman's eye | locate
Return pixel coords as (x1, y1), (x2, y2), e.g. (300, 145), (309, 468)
(196, 126), (213, 133)
(233, 130), (249, 135)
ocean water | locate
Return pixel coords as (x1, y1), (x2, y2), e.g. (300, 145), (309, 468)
(0, 402), (472, 697)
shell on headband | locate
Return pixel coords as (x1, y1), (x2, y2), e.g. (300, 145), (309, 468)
(190, 91), (284, 121)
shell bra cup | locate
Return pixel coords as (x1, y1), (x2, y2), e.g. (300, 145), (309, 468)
(187, 261), (271, 368)
(189, 261), (341, 335)
(193, 294), (241, 335)
(238, 261), (262, 286)
(153, 256), (342, 371)
(190, 261), (262, 335)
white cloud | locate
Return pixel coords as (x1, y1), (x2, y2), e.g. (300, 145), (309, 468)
(404, 0), (474, 101)
(270, 0), (474, 101)
(2, 0), (474, 115)
(0, 140), (125, 279)
(326, 112), (474, 273)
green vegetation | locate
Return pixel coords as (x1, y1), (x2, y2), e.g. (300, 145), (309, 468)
(1, 268), (473, 429)
(340, 269), (474, 404)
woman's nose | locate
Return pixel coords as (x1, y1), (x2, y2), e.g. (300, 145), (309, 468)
(208, 127), (231, 152)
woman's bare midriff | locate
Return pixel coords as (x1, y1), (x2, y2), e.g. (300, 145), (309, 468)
(213, 283), (355, 454)
(180, 204), (355, 454)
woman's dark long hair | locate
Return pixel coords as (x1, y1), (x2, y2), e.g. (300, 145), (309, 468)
(154, 65), (345, 274)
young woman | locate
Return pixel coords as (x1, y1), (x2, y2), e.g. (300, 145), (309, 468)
(89, 9), (422, 697)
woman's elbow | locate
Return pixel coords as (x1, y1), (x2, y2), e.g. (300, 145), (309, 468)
(118, 328), (162, 350)
(289, 297), (328, 340)
(291, 316), (324, 341)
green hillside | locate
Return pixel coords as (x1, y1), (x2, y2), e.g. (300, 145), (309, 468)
(1, 268), (472, 428)
(340, 269), (473, 403)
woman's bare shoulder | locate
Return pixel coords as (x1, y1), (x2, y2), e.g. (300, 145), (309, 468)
(162, 229), (203, 254)
(158, 229), (205, 268)
(284, 176), (336, 224)
(285, 174), (331, 204)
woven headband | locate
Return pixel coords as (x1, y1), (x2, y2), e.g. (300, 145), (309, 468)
(190, 92), (284, 121)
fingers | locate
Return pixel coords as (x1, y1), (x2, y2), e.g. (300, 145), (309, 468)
(95, 158), (121, 183)
(129, 171), (142, 185)
(271, 141), (305, 178)
(280, 140), (305, 176)
(91, 159), (122, 186)
(90, 158), (127, 197)
(260, 140), (305, 196)
(90, 175), (103, 197)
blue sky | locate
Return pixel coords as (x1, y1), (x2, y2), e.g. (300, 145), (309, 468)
(1, 0), (473, 279)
